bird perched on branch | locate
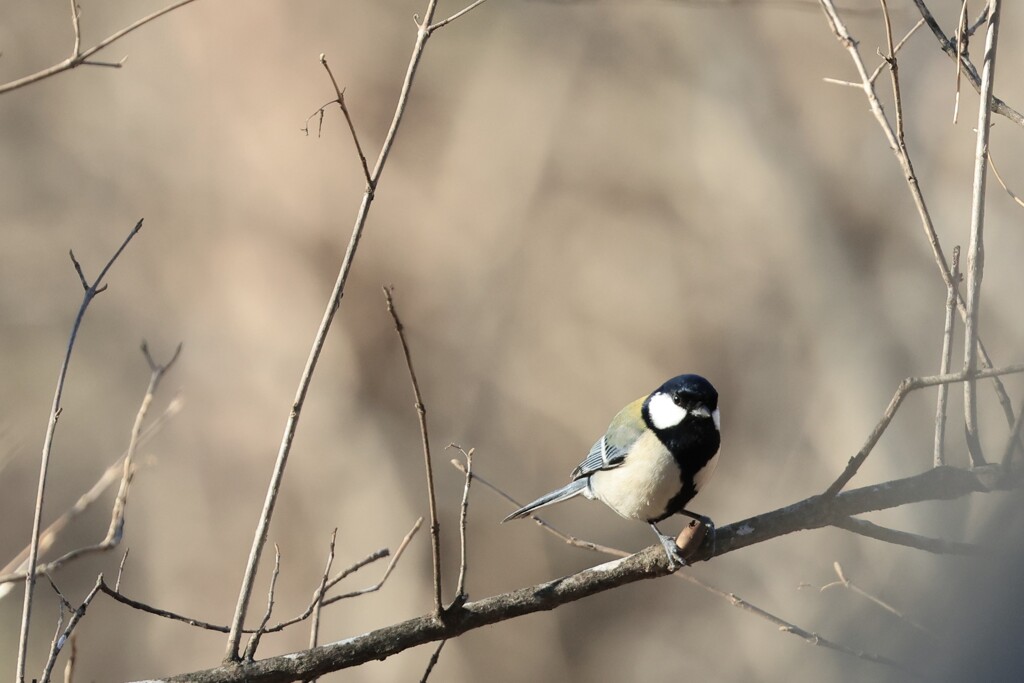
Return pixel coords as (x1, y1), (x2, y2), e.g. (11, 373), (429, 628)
(503, 374), (721, 569)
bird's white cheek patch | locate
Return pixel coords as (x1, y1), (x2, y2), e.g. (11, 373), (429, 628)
(712, 408), (721, 430)
(648, 392), (687, 429)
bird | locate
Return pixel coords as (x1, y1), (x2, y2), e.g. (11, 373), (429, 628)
(503, 374), (721, 569)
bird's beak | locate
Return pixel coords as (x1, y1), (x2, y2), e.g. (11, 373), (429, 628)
(691, 406), (711, 418)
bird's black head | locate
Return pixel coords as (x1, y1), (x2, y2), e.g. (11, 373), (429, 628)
(642, 374), (720, 434)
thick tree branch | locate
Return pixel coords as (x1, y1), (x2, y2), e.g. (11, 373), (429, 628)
(146, 464), (1008, 683)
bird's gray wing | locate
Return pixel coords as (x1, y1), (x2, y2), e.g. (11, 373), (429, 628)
(570, 396), (646, 480)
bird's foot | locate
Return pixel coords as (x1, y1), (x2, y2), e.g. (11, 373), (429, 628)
(651, 523), (687, 571)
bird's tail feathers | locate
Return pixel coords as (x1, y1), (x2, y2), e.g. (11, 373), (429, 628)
(502, 479), (589, 522)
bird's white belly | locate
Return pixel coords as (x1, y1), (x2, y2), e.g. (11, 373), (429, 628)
(588, 431), (681, 521)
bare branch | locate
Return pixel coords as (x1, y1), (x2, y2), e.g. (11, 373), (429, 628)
(309, 55), (373, 187)
(69, 0), (81, 58)
(832, 515), (984, 555)
(820, 562), (935, 638)
(115, 550), (130, 592)
(321, 517), (422, 606)
(825, 364), (1024, 497)
(384, 286), (444, 617)
(962, 0), (1002, 467)
(63, 634), (76, 683)
(952, 0), (969, 123)
(0, 393), (182, 591)
(934, 247), (961, 467)
(428, 0), (492, 31)
(419, 640), (447, 683)
(908, 0), (1023, 127)
(455, 460), (919, 669)
(40, 576), (103, 683)
(243, 546), (282, 661)
(0, 1), (203, 95)
(818, 0), (1020, 440)
(100, 581), (231, 633)
(876, 0), (905, 148)
(450, 459), (629, 556)
(989, 151), (1024, 210)
(16, 220), (143, 683)
(223, 0), (490, 656)
(153, 465), (998, 682)
(307, 529), (338, 658)
(450, 446), (474, 603)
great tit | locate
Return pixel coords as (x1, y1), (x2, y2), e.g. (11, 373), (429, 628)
(504, 374), (721, 569)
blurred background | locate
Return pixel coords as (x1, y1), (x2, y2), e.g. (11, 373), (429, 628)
(2, 0), (1023, 680)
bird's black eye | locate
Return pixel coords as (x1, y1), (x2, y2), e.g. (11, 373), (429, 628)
(673, 392), (685, 406)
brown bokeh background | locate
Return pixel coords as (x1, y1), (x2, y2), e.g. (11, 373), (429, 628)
(2, 1), (1023, 680)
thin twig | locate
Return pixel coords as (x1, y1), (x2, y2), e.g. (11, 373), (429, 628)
(323, 549), (388, 593)
(224, 0), (484, 658)
(45, 575), (73, 667)
(384, 286), (444, 617)
(308, 529), (338, 664)
(833, 515), (983, 555)
(821, 562), (936, 638)
(322, 518), (422, 605)
(428, 0), (492, 30)
(0, 393), (182, 591)
(877, 0), (905, 149)
(908, 0), (1022, 127)
(40, 576), (103, 683)
(97, 528), (415, 638)
(263, 547), (387, 634)
(962, 0), (1002, 468)
(63, 634), (76, 683)
(16, 220), (143, 683)
(450, 445), (474, 604)
(243, 546), (282, 661)
(825, 364), (1024, 497)
(100, 580), (231, 632)
(819, 0), (1020, 441)
(419, 640), (447, 682)
(953, 0), (970, 124)
(988, 151), (1024, 209)
(450, 460), (626, 556)
(309, 55), (373, 187)
(934, 247), (961, 467)
(69, 0), (81, 58)
(0, 1), (203, 95)
(115, 549), (130, 592)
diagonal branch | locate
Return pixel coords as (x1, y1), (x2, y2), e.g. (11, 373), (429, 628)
(16, 219), (143, 683)
(152, 464), (1006, 683)
(0, 392), (182, 592)
(908, 0), (1022, 127)
(825, 364), (1024, 497)
(0, 1), (204, 95)
(962, 0), (1002, 467)
(832, 516), (984, 555)
(453, 461), (908, 671)
(819, 0), (1021, 447)
(384, 287), (444, 617)
(222, 0), (489, 659)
